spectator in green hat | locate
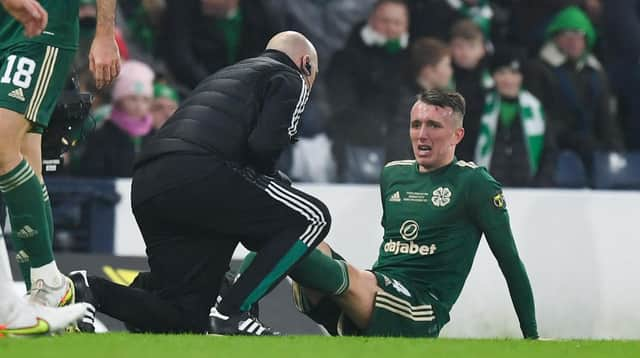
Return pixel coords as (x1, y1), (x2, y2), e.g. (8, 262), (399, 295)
(526, 5), (623, 186)
(151, 82), (179, 130)
(544, 5), (597, 60)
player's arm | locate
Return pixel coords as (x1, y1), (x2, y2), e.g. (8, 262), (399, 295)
(469, 170), (539, 339)
(90, 0), (120, 89)
(247, 72), (307, 174)
(1, 0), (47, 37)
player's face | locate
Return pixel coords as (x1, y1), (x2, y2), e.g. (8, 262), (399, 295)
(410, 101), (464, 172)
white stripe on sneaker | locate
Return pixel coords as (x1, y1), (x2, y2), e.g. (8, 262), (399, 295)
(238, 319), (252, 331)
(246, 322), (259, 333)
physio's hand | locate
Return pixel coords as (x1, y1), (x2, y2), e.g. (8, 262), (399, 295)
(2, 0), (48, 37)
(89, 33), (120, 89)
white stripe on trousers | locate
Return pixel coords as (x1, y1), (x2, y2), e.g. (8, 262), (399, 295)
(287, 74), (309, 138)
(26, 46), (58, 121)
(263, 181), (327, 247)
(265, 182), (324, 244)
(267, 181), (327, 245)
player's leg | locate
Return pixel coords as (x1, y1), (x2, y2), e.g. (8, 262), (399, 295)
(8, 132), (44, 287)
(0, 105), (34, 286)
(0, 42), (75, 302)
(355, 272), (441, 337)
(239, 246), (350, 309)
(286, 242), (379, 330)
(20, 133), (53, 244)
(288, 244), (441, 337)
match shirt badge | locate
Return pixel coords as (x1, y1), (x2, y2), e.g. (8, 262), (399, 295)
(400, 220), (419, 241)
(493, 192), (506, 208)
(431, 187), (451, 207)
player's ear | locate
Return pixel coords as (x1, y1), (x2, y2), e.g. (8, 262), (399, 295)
(453, 127), (465, 145)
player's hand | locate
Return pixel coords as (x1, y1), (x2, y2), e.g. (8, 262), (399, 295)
(1, 0), (48, 37)
(89, 33), (121, 89)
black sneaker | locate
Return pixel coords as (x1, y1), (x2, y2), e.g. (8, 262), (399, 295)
(209, 306), (279, 336)
(218, 271), (259, 318)
(68, 270), (97, 333)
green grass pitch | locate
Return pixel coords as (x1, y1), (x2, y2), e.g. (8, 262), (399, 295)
(1, 334), (639, 358)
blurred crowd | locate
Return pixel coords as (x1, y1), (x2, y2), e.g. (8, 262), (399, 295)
(56, 0), (640, 189)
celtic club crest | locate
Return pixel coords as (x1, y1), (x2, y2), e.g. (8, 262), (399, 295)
(431, 187), (451, 207)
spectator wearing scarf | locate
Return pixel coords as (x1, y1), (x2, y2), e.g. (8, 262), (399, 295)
(475, 49), (557, 187)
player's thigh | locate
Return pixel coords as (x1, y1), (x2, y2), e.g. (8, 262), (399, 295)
(0, 42), (74, 134)
(354, 273), (441, 337)
(334, 264), (378, 329)
(0, 107), (30, 168)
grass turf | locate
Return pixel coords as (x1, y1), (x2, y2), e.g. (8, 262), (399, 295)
(2, 334), (639, 358)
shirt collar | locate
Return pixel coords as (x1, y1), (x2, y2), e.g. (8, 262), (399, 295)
(262, 49), (300, 72)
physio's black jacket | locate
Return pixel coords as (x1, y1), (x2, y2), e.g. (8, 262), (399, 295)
(137, 49), (309, 175)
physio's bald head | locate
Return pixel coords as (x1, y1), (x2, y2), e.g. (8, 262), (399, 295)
(267, 31), (319, 87)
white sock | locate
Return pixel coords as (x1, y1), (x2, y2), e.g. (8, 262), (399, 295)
(31, 261), (63, 288)
(0, 232), (37, 327)
(0, 279), (37, 327)
(0, 230), (13, 282)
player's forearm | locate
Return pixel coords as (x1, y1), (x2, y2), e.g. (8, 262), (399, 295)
(486, 227), (538, 338)
(502, 258), (538, 339)
(94, 0), (116, 37)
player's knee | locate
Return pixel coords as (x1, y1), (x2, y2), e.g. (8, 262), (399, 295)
(316, 242), (333, 256)
(0, 146), (22, 173)
(0, 115), (29, 171)
(344, 266), (377, 299)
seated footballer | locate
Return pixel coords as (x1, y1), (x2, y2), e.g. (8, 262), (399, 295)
(240, 88), (539, 338)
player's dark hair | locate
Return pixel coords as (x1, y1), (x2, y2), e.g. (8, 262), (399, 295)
(417, 89), (466, 122)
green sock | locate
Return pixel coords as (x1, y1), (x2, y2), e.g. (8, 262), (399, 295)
(42, 184), (54, 246)
(0, 160), (54, 271)
(240, 248), (349, 295)
(13, 244), (31, 290)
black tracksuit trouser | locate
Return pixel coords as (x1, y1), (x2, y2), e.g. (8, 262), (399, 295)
(90, 153), (331, 333)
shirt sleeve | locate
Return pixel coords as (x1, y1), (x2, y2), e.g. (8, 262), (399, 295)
(468, 169), (539, 339)
(379, 166), (389, 228)
(247, 71), (308, 174)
